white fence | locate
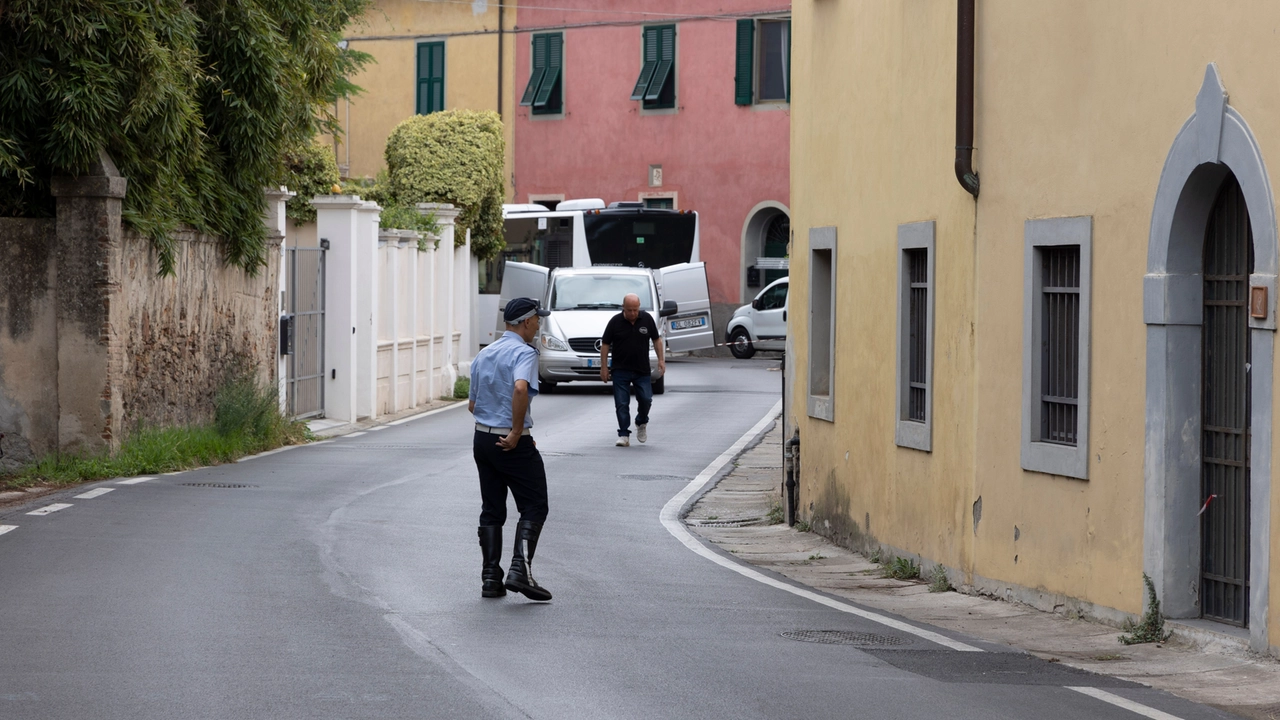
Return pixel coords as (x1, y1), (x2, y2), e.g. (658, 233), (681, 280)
(304, 197), (473, 423)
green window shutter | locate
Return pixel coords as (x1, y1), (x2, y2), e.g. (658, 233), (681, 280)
(520, 35), (548, 107)
(533, 34), (562, 107)
(417, 42), (445, 114)
(630, 27), (659, 100)
(784, 19), (791, 103)
(734, 19), (754, 105)
(644, 26), (675, 101)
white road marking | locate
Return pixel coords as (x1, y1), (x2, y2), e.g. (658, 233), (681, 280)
(1068, 687), (1185, 720)
(369, 426), (387, 431)
(116, 476), (153, 485)
(345, 431), (367, 438)
(386, 401), (468, 426)
(237, 445), (300, 462)
(74, 488), (115, 499)
(309, 440), (334, 446)
(660, 400), (984, 653)
(0, 525), (16, 537)
(27, 503), (73, 516)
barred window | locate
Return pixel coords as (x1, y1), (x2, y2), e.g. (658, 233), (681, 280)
(907, 249), (929, 422)
(1040, 247), (1080, 445)
(895, 222), (934, 451)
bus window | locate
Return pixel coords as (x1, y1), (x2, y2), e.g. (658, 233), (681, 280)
(582, 212), (696, 268)
(480, 216), (575, 294)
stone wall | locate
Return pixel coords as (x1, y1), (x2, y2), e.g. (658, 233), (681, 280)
(0, 218), (58, 471)
(115, 229), (280, 431)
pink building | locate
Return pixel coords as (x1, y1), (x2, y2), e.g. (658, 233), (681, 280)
(512, 1), (791, 325)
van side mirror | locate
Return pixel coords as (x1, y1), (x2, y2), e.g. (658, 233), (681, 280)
(659, 299), (678, 318)
(752, 298), (764, 311)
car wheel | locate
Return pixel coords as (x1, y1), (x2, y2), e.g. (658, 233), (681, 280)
(653, 376), (665, 395)
(729, 328), (756, 359)
(541, 380), (556, 393)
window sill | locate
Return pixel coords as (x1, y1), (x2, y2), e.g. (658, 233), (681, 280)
(1020, 440), (1088, 480)
(807, 394), (833, 422)
(895, 420), (931, 452)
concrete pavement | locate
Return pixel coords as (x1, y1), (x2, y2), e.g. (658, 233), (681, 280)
(686, 419), (1280, 720)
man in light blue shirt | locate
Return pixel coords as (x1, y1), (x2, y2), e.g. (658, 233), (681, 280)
(469, 297), (553, 601)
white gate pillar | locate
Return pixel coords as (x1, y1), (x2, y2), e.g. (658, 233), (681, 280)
(313, 195), (363, 423)
(355, 201), (381, 420)
(264, 186), (295, 413)
(421, 203), (460, 395)
(454, 228), (474, 376)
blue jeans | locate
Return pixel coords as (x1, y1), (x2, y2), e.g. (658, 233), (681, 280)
(612, 369), (652, 437)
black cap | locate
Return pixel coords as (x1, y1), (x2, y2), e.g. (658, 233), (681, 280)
(504, 297), (550, 324)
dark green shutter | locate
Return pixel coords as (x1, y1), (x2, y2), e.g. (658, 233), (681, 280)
(734, 19), (754, 105)
(534, 34), (562, 107)
(520, 35), (547, 106)
(417, 42), (445, 114)
(644, 26), (675, 101)
(630, 27), (659, 100)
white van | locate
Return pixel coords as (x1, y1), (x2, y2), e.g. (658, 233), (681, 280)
(498, 261), (714, 393)
(725, 277), (788, 359)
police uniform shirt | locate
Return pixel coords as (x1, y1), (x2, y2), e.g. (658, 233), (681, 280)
(469, 330), (540, 428)
(601, 312), (659, 374)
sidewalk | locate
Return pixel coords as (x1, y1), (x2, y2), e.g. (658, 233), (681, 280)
(685, 420), (1280, 720)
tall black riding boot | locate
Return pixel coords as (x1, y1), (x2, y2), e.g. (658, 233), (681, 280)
(478, 526), (506, 598)
(504, 520), (552, 601)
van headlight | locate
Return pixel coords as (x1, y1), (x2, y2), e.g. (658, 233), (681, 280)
(540, 334), (569, 352)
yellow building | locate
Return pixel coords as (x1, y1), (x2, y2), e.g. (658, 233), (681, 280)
(788, 0), (1280, 657)
(336, 0), (515, 192)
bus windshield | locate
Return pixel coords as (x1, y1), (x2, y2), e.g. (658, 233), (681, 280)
(549, 274), (654, 311)
(582, 212), (696, 268)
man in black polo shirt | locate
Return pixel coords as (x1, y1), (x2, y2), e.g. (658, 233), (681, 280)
(599, 293), (665, 447)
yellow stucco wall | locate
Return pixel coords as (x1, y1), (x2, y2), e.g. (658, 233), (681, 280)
(790, 0), (1280, 642)
(335, 0), (515, 196)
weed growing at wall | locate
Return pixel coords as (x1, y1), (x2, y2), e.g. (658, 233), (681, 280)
(385, 110), (506, 260)
(0, 0), (371, 274)
(1119, 573), (1173, 645)
(882, 556), (921, 580)
(453, 377), (470, 400)
(1, 368), (309, 489)
(928, 564), (952, 593)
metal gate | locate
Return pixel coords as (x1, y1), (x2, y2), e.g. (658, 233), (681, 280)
(286, 246), (326, 419)
(1200, 174), (1252, 626)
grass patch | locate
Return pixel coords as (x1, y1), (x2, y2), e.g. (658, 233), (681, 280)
(1119, 573), (1173, 645)
(794, 519), (811, 532)
(928, 564), (953, 593)
(1, 368), (309, 490)
(766, 501), (784, 525)
(882, 556), (921, 580)
(454, 377), (470, 399)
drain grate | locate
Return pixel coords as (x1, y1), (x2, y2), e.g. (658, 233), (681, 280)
(781, 630), (912, 647)
(180, 483), (256, 489)
(691, 518), (759, 527)
(616, 474), (689, 482)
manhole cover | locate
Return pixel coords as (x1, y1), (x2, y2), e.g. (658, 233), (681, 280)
(180, 483), (256, 489)
(780, 630), (912, 647)
(616, 474), (688, 482)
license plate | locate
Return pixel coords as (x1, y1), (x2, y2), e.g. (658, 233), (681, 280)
(586, 358), (611, 368)
(671, 317), (707, 331)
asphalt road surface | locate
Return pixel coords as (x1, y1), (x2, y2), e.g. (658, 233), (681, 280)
(0, 357), (1236, 719)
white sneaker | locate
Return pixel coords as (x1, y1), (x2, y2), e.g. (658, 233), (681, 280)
(637, 424), (647, 443)
(615, 436), (630, 447)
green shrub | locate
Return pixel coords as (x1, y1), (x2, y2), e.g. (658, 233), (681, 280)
(1119, 573), (1173, 645)
(453, 377), (470, 399)
(385, 110), (506, 260)
(281, 141), (341, 225)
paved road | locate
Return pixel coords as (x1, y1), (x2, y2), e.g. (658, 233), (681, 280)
(0, 357), (1234, 719)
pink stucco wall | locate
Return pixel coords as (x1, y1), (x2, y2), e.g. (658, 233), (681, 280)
(513, 2), (790, 305)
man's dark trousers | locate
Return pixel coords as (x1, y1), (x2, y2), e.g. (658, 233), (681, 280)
(611, 369), (652, 438)
(473, 431), (548, 526)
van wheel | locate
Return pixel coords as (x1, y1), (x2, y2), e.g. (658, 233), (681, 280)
(729, 329), (756, 359)
(541, 380), (556, 393)
(653, 377), (665, 394)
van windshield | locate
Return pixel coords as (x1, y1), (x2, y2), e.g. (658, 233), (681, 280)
(549, 275), (653, 311)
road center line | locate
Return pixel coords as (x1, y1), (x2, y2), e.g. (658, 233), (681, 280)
(116, 476), (154, 485)
(27, 503), (73, 516)
(73, 488), (115, 499)
(1068, 687), (1185, 720)
(0, 525), (16, 537)
(659, 401), (983, 653)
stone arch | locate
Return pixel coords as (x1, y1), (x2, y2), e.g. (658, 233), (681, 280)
(739, 201), (791, 303)
(1144, 63), (1274, 651)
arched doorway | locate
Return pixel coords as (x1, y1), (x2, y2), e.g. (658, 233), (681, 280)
(740, 202), (791, 303)
(1144, 64), (1275, 650)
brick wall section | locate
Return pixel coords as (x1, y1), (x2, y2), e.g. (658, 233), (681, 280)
(114, 229), (280, 431)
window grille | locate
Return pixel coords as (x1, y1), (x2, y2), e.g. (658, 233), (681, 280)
(1040, 246), (1081, 445)
(907, 249), (928, 422)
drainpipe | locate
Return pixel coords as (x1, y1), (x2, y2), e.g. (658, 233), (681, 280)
(955, 0), (980, 198)
(497, 2), (505, 114)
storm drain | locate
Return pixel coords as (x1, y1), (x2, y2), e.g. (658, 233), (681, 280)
(616, 474), (688, 482)
(180, 483), (256, 489)
(781, 630), (912, 647)
(690, 518), (760, 528)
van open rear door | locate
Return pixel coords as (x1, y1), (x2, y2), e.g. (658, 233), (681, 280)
(657, 262), (714, 352)
(497, 261), (549, 335)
